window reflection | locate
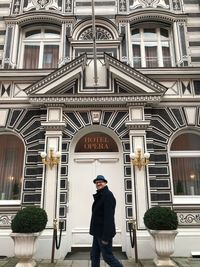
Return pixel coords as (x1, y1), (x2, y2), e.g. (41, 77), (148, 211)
(172, 157), (200, 195)
(22, 27), (60, 69)
(171, 132), (200, 196)
(0, 135), (24, 200)
(131, 27), (172, 68)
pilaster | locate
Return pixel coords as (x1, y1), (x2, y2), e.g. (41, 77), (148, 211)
(41, 107), (65, 228)
(126, 106), (150, 229)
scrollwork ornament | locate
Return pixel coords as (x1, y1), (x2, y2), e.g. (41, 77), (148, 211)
(179, 213), (200, 225)
(0, 215), (12, 226)
(24, 0), (61, 11)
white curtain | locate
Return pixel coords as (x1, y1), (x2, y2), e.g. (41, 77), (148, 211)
(0, 135), (24, 200)
(172, 157), (200, 195)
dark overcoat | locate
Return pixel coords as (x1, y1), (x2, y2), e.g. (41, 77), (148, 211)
(89, 185), (116, 241)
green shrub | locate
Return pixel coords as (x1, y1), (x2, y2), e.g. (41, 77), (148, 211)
(143, 206), (178, 230)
(11, 206), (48, 233)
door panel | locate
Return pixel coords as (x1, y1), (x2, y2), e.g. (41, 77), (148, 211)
(69, 154), (123, 248)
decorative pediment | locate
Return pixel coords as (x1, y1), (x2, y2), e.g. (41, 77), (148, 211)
(25, 54), (87, 95)
(104, 53), (167, 95)
(26, 53), (167, 107)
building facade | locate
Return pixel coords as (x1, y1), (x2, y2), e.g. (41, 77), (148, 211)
(0, 0), (200, 260)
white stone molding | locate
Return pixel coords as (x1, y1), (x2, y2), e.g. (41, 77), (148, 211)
(41, 132), (62, 227)
(129, 133), (150, 229)
(0, 214), (13, 226)
(183, 107), (197, 125)
(178, 213), (200, 226)
(29, 95), (162, 106)
(0, 109), (9, 126)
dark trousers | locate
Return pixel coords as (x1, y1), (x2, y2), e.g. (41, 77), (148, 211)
(90, 236), (124, 267)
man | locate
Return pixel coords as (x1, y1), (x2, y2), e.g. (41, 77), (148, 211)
(90, 174), (124, 267)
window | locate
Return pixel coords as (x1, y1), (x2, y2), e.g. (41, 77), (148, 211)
(131, 26), (172, 68)
(0, 134), (24, 201)
(193, 80), (200, 95)
(170, 133), (200, 197)
(21, 27), (60, 69)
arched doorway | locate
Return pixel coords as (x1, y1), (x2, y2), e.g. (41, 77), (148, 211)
(67, 127), (125, 252)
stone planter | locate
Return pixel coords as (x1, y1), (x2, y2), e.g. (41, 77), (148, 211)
(149, 230), (178, 267)
(10, 232), (41, 267)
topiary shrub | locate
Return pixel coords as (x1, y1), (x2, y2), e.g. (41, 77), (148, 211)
(11, 206), (48, 233)
(143, 206), (178, 230)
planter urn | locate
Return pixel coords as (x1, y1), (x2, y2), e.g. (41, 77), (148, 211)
(10, 232), (41, 267)
(149, 230), (178, 267)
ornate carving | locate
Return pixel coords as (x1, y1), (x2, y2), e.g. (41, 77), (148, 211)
(0, 215), (13, 226)
(172, 0), (181, 10)
(130, 0), (169, 9)
(66, 0), (72, 12)
(119, 0), (127, 12)
(79, 27), (113, 40)
(24, 0), (61, 11)
(178, 213), (200, 225)
(13, 0), (21, 14)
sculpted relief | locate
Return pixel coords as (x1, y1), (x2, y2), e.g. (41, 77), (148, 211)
(130, 0), (169, 9)
(24, 0), (61, 11)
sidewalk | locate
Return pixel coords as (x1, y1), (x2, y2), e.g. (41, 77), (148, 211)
(0, 258), (140, 267)
(1, 257), (200, 267)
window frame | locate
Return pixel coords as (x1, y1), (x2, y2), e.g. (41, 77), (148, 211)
(0, 133), (25, 205)
(169, 131), (200, 204)
(130, 25), (174, 68)
(18, 26), (61, 69)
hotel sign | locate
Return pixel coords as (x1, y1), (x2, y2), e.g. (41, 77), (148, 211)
(75, 132), (118, 152)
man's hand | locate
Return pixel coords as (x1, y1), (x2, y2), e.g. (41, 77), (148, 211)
(101, 240), (109, 245)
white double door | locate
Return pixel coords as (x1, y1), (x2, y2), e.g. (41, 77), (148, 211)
(68, 153), (124, 249)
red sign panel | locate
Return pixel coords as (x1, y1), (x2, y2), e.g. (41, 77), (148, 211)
(75, 132), (118, 152)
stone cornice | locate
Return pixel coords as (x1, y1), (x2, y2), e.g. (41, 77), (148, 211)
(139, 68), (200, 79)
(4, 11), (76, 26)
(29, 95), (162, 106)
(41, 122), (66, 131)
(116, 10), (187, 24)
(125, 121), (150, 130)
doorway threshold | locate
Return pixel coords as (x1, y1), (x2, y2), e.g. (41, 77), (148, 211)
(65, 247), (127, 260)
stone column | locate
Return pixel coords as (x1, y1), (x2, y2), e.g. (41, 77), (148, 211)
(126, 106), (150, 229)
(41, 107), (65, 228)
(11, 23), (19, 68)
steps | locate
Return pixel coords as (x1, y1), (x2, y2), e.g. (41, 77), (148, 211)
(65, 247), (127, 260)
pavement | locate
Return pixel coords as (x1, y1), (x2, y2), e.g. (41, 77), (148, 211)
(1, 257), (200, 267)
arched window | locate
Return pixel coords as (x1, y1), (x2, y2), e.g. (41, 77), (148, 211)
(20, 26), (60, 69)
(78, 26), (113, 40)
(131, 25), (173, 68)
(170, 132), (200, 197)
(0, 134), (24, 201)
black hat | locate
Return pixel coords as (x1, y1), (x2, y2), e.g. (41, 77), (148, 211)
(93, 175), (108, 184)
